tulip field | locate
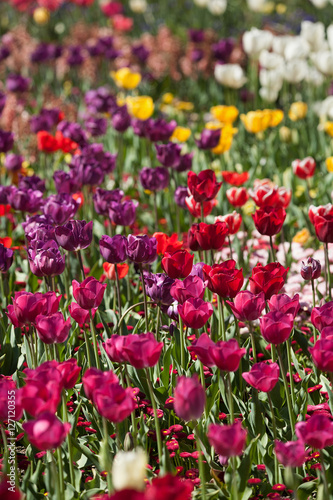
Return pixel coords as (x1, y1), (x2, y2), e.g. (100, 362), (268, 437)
(3, 1), (333, 499)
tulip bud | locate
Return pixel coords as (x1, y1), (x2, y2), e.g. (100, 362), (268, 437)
(301, 257), (321, 281)
(124, 432), (135, 451)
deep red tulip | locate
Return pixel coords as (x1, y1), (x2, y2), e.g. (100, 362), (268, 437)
(309, 204), (333, 243)
(145, 474), (194, 500)
(68, 302), (97, 325)
(295, 414), (333, 449)
(226, 187), (249, 207)
(252, 206), (286, 236)
(178, 297), (213, 329)
(187, 169), (222, 203)
(94, 382), (136, 423)
(72, 277), (106, 310)
(57, 359), (81, 389)
(11, 292), (46, 325)
(23, 412), (71, 450)
(153, 232), (183, 255)
(292, 157), (316, 180)
(249, 262), (289, 300)
(275, 440), (307, 467)
(104, 335), (128, 364)
(170, 275), (207, 304)
(18, 380), (61, 417)
(82, 368), (119, 402)
(35, 312), (71, 344)
(94, 492), (145, 500)
(301, 257), (321, 281)
(161, 250), (194, 279)
(210, 338), (246, 372)
(188, 222), (228, 251)
(188, 333), (216, 367)
(267, 293), (300, 319)
(0, 477), (22, 499)
(226, 291), (265, 322)
(122, 332), (163, 369)
(185, 195), (217, 218)
(208, 421), (247, 457)
(242, 362), (280, 392)
(215, 211), (242, 235)
(0, 377), (23, 422)
(222, 171), (249, 186)
(203, 260), (243, 299)
(311, 301), (333, 332)
(259, 311), (294, 345)
(173, 375), (206, 421)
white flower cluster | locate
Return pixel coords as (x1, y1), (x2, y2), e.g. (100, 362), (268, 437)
(193, 0), (227, 16)
(242, 22), (333, 102)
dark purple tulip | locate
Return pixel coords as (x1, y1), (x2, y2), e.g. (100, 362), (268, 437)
(0, 130), (14, 153)
(99, 235), (128, 263)
(47, 44), (62, 59)
(188, 29), (204, 43)
(111, 106), (131, 133)
(18, 174), (46, 193)
(57, 121), (88, 148)
(301, 257), (321, 281)
(0, 185), (12, 204)
(55, 220), (93, 252)
(0, 244), (14, 272)
(99, 151), (117, 174)
(144, 272), (175, 306)
(22, 214), (55, 237)
(155, 143), (182, 168)
(146, 118), (177, 142)
(8, 188), (43, 214)
(140, 166), (169, 192)
(71, 164), (104, 188)
(127, 234), (157, 264)
(0, 92), (6, 116)
(30, 108), (61, 134)
(195, 129), (221, 150)
(85, 116), (108, 137)
(93, 188), (124, 216)
(131, 118), (150, 138)
(0, 45), (10, 62)
(212, 38), (234, 62)
(30, 44), (50, 63)
(43, 194), (79, 225)
(174, 152), (194, 173)
(26, 225), (56, 246)
(28, 241), (66, 277)
(66, 46), (84, 66)
(191, 49), (204, 62)
(84, 87), (116, 114)
(6, 74), (30, 93)
(109, 200), (138, 227)
(53, 170), (80, 195)
(174, 186), (188, 209)
(4, 154), (23, 172)
(132, 44), (149, 62)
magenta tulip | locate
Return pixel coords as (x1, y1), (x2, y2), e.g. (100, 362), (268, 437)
(173, 376), (206, 421)
(259, 311), (294, 345)
(226, 291), (265, 322)
(35, 312), (71, 344)
(242, 362), (280, 392)
(23, 412), (71, 450)
(295, 414), (333, 449)
(208, 421), (247, 457)
(178, 298), (213, 329)
(210, 339), (246, 372)
(72, 277), (106, 310)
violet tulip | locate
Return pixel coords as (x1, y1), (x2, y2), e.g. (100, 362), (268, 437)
(55, 220), (93, 252)
(127, 235), (157, 264)
(99, 234), (128, 263)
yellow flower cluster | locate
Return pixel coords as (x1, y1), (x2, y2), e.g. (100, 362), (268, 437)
(126, 96), (154, 120)
(171, 127), (192, 142)
(111, 68), (142, 90)
(210, 105), (239, 124)
(288, 102), (308, 121)
(323, 121), (333, 137)
(205, 122), (238, 154)
(240, 109), (284, 133)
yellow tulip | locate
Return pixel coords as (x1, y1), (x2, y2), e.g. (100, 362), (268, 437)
(267, 109), (284, 127)
(111, 68), (141, 90)
(292, 228), (310, 244)
(288, 102), (308, 121)
(324, 121), (333, 137)
(211, 125), (238, 155)
(240, 109), (283, 133)
(171, 126), (192, 142)
(205, 122), (223, 130)
(326, 157), (333, 172)
(210, 105), (239, 124)
(126, 96), (154, 121)
(33, 7), (50, 25)
(162, 93), (174, 104)
(242, 199), (256, 215)
(279, 126), (292, 143)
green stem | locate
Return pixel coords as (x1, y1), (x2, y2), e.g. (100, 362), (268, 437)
(139, 265), (149, 332)
(320, 451), (329, 498)
(49, 452), (61, 500)
(277, 345), (295, 433)
(145, 368), (163, 466)
(156, 304), (161, 340)
(311, 279), (316, 309)
(102, 417), (113, 493)
(89, 310), (101, 370)
(227, 372), (234, 423)
(56, 447), (65, 497)
(62, 391), (75, 485)
(268, 393), (280, 483)
(124, 366), (137, 447)
(153, 191), (158, 232)
(248, 322), (257, 363)
(179, 316), (185, 370)
(83, 325), (93, 369)
(228, 235), (233, 259)
(114, 264), (122, 317)
(269, 236), (276, 262)
(194, 424), (206, 500)
(218, 296), (226, 341)
(325, 243), (332, 300)
(77, 250), (86, 281)
(201, 203), (205, 223)
(286, 338), (296, 411)
(1, 425), (8, 475)
(117, 301), (155, 333)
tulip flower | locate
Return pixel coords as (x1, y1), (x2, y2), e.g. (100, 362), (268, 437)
(189, 333), (216, 367)
(295, 414), (333, 449)
(275, 440), (307, 468)
(252, 206), (286, 237)
(242, 362), (280, 392)
(0, 243), (13, 272)
(170, 275), (207, 304)
(187, 169), (222, 203)
(203, 260), (243, 299)
(215, 211), (242, 235)
(267, 293), (300, 319)
(207, 421), (247, 457)
(301, 257), (321, 281)
(35, 312), (71, 344)
(311, 301), (333, 332)
(226, 187), (249, 207)
(178, 297), (213, 329)
(173, 376), (206, 421)
(55, 220), (93, 251)
(188, 222), (228, 251)
(139, 166), (169, 191)
(122, 332), (163, 369)
(57, 359), (81, 389)
(259, 311), (294, 345)
(72, 277), (106, 310)
(161, 250), (194, 279)
(127, 235), (157, 264)
(82, 368), (119, 402)
(226, 291), (265, 322)
(94, 383), (136, 423)
(292, 157), (316, 179)
(23, 412), (71, 451)
(99, 234), (128, 263)
(210, 338), (246, 372)
(309, 330), (333, 372)
(0, 378), (23, 422)
(249, 262), (289, 300)
(104, 335), (128, 364)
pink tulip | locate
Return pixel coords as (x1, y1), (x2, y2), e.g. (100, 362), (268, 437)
(170, 275), (207, 304)
(226, 291), (265, 322)
(208, 421), (247, 457)
(259, 311), (294, 345)
(242, 362), (280, 392)
(94, 383), (136, 423)
(275, 440), (307, 467)
(72, 277), (106, 310)
(296, 414), (333, 449)
(189, 333), (215, 367)
(178, 298), (213, 329)
(122, 332), (163, 369)
(23, 412), (71, 450)
(210, 339), (246, 372)
(35, 312), (71, 344)
(82, 368), (119, 402)
(174, 376), (206, 421)
(268, 293), (300, 319)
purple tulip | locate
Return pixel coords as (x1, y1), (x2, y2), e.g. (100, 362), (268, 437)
(145, 118), (177, 142)
(18, 174), (45, 193)
(66, 46), (84, 66)
(0, 244), (14, 272)
(212, 38), (234, 62)
(190, 262), (206, 281)
(99, 235), (128, 263)
(43, 193), (79, 225)
(57, 121), (88, 148)
(28, 241), (66, 277)
(0, 129), (14, 153)
(109, 200), (138, 227)
(144, 272), (175, 306)
(132, 118), (150, 138)
(30, 108), (61, 134)
(22, 214), (55, 238)
(127, 234), (157, 264)
(195, 129), (221, 150)
(140, 166), (169, 192)
(4, 154), (23, 172)
(174, 152), (194, 173)
(174, 186), (188, 209)
(84, 87), (117, 114)
(8, 188), (43, 213)
(112, 106), (131, 133)
(188, 29), (204, 43)
(85, 116), (108, 137)
(0, 46), (10, 62)
(155, 143), (182, 168)
(301, 257), (321, 281)
(30, 44), (50, 63)
(6, 74), (30, 93)
(53, 170), (80, 195)
(132, 44), (150, 62)
(93, 188), (124, 216)
(55, 220), (93, 252)
(0, 92), (6, 116)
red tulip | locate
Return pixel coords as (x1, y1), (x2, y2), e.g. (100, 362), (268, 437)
(57, 359), (81, 389)
(68, 302), (97, 326)
(173, 375), (206, 421)
(249, 179), (291, 208)
(242, 362), (280, 392)
(122, 332), (163, 369)
(215, 211), (242, 235)
(161, 250), (194, 279)
(94, 382), (136, 423)
(11, 292), (47, 325)
(0, 477), (22, 499)
(226, 291), (265, 322)
(249, 262), (289, 300)
(187, 169), (222, 203)
(259, 311), (294, 345)
(103, 262), (129, 280)
(210, 338), (246, 372)
(309, 204), (333, 243)
(37, 131), (59, 153)
(188, 333), (216, 367)
(72, 277), (106, 310)
(295, 414), (333, 449)
(252, 206), (286, 236)
(275, 440), (307, 467)
(153, 232), (183, 254)
(185, 195), (217, 218)
(208, 421), (247, 457)
(203, 260), (243, 299)
(309, 330), (333, 372)
(145, 474), (194, 500)
(178, 297), (213, 329)
(0, 377), (23, 422)
(23, 412), (71, 450)
(222, 171), (249, 186)
(292, 157), (316, 180)
(226, 187), (249, 207)
(267, 293), (300, 319)
(188, 222), (228, 251)
(82, 368), (119, 402)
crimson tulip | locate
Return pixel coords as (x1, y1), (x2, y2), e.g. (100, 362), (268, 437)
(252, 206), (286, 236)
(187, 169), (222, 203)
(173, 376), (206, 421)
(249, 262), (289, 300)
(226, 291), (265, 322)
(161, 250), (194, 279)
(210, 338), (246, 372)
(23, 412), (71, 450)
(203, 260), (243, 298)
(295, 414), (333, 449)
(259, 311), (294, 345)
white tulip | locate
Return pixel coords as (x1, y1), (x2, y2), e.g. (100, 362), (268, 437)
(327, 25), (333, 52)
(300, 21), (325, 52)
(193, 0), (209, 6)
(283, 60), (308, 83)
(129, 0), (147, 13)
(112, 448), (147, 491)
(207, 0), (227, 14)
(284, 37), (310, 60)
(259, 86), (279, 102)
(314, 50), (333, 75)
(259, 68), (284, 91)
(272, 35), (293, 55)
(309, 0), (328, 6)
(259, 50), (284, 69)
(242, 28), (273, 57)
(214, 63), (247, 88)
(314, 96), (333, 119)
(306, 67), (324, 86)
(247, 0), (267, 12)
